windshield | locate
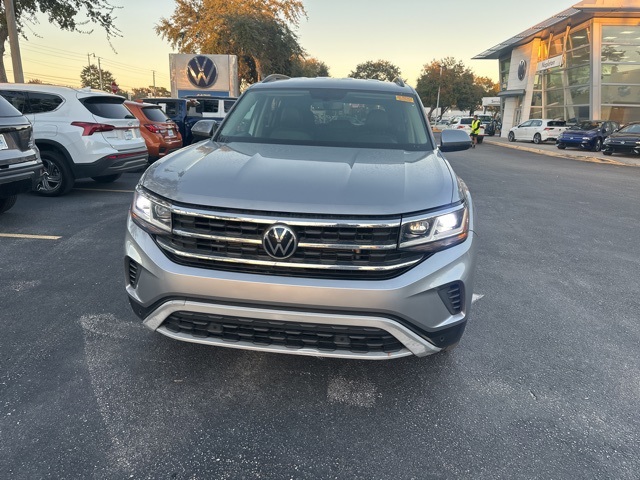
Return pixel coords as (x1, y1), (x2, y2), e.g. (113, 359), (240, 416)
(216, 87), (432, 150)
(619, 123), (640, 134)
(572, 121), (603, 130)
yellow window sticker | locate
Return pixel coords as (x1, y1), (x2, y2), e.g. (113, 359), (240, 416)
(396, 95), (414, 103)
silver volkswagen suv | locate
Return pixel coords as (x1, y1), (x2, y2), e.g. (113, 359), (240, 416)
(125, 76), (477, 360)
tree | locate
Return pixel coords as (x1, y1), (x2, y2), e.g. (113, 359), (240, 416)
(131, 86), (171, 100)
(348, 60), (401, 82)
(290, 57), (329, 77)
(416, 57), (494, 118)
(155, 0), (306, 83)
(80, 64), (117, 92)
(0, 1), (120, 82)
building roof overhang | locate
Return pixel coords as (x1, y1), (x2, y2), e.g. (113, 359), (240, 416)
(474, 1), (640, 60)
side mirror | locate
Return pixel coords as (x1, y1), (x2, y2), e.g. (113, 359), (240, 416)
(190, 119), (219, 143)
(440, 129), (472, 152)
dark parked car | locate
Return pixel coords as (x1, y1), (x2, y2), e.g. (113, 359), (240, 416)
(0, 96), (43, 213)
(556, 120), (619, 152)
(602, 122), (640, 155)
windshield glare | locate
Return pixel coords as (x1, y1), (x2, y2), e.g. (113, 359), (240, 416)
(574, 121), (603, 130)
(216, 88), (432, 150)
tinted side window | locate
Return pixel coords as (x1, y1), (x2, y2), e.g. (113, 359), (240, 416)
(532, 120), (542, 127)
(157, 102), (178, 116)
(142, 106), (170, 122)
(26, 92), (63, 114)
(203, 100), (219, 114)
(224, 100), (235, 112)
(81, 96), (133, 119)
(0, 90), (27, 113)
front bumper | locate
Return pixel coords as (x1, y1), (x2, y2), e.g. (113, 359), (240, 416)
(125, 218), (477, 359)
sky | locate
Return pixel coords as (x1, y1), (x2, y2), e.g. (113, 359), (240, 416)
(6, 0), (579, 91)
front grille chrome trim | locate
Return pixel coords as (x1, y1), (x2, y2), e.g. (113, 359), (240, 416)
(156, 237), (421, 272)
(143, 300), (442, 359)
(171, 206), (401, 228)
(172, 227), (398, 251)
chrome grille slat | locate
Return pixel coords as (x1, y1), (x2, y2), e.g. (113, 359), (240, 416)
(156, 207), (425, 279)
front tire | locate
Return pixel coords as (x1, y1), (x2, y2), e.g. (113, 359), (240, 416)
(603, 150), (613, 156)
(533, 133), (542, 144)
(508, 131), (515, 142)
(557, 143), (566, 150)
(477, 136), (483, 144)
(38, 151), (74, 197)
(0, 195), (17, 214)
(91, 174), (122, 184)
(592, 138), (602, 152)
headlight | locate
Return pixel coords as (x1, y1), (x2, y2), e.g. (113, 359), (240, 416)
(131, 185), (172, 234)
(400, 204), (469, 252)
(582, 137), (590, 140)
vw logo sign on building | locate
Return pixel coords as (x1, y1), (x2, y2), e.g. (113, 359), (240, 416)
(263, 224), (298, 260)
(169, 54), (239, 98)
(187, 55), (218, 88)
(518, 60), (527, 81)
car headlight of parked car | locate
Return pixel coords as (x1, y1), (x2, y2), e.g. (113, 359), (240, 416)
(131, 185), (172, 234)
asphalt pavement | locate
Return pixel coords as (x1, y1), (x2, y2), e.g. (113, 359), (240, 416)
(1, 145), (639, 479)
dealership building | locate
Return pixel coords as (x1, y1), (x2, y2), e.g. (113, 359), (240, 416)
(474, 0), (640, 134)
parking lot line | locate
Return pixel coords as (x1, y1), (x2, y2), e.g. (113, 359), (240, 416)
(73, 188), (134, 193)
(0, 233), (61, 240)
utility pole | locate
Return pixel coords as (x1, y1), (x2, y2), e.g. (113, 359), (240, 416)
(435, 64), (443, 121)
(4, 0), (24, 83)
(87, 53), (93, 87)
(97, 57), (104, 91)
(152, 70), (156, 96)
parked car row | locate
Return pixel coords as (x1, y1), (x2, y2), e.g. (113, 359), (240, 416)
(507, 117), (640, 156)
(0, 83), (237, 209)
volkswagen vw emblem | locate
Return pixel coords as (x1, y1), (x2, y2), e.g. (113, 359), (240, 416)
(263, 224), (297, 260)
(186, 55), (218, 88)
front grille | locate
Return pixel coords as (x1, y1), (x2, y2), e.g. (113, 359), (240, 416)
(154, 207), (425, 280)
(163, 311), (405, 354)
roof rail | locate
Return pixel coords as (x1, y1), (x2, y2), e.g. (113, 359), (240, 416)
(261, 74), (290, 83)
(392, 77), (406, 87)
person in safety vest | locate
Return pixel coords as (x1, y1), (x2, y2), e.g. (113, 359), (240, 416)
(470, 115), (481, 148)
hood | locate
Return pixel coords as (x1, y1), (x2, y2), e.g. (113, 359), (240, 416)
(607, 130), (640, 141)
(141, 141), (456, 216)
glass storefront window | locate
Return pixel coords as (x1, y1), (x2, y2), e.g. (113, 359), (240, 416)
(549, 35), (565, 57)
(546, 106), (565, 120)
(602, 85), (640, 104)
(569, 28), (590, 49)
(602, 26), (640, 44)
(567, 86), (590, 104)
(602, 64), (640, 84)
(500, 57), (511, 91)
(531, 91), (542, 107)
(529, 107), (542, 119)
(544, 70), (565, 89)
(546, 89), (564, 106)
(601, 44), (640, 63)
(601, 106), (640, 123)
(566, 65), (591, 86)
(566, 46), (590, 68)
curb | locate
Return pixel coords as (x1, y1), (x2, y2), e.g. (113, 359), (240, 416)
(482, 139), (634, 167)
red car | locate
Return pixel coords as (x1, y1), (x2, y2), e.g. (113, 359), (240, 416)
(125, 101), (182, 162)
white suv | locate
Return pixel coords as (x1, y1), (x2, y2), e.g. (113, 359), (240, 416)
(0, 84), (148, 196)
